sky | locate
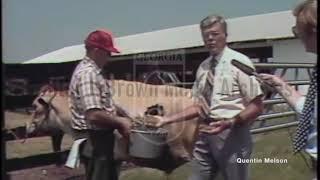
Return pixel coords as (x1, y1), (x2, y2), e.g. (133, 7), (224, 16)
(3, 0), (301, 63)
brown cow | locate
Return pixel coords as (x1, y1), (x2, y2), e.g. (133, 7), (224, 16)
(26, 80), (200, 173)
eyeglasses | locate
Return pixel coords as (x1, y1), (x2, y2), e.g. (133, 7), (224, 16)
(203, 32), (222, 40)
(292, 26), (298, 37)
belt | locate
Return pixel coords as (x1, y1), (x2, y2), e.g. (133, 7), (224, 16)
(72, 129), (114, 140)
(201, 117), (222, 124)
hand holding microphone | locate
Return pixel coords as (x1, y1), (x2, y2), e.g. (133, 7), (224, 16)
(231, 59), (284, 88)
(258, 73), (285, 87)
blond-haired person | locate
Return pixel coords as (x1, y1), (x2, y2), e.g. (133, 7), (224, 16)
(259, 0), (317, 179)
(154, 15), (264, 180)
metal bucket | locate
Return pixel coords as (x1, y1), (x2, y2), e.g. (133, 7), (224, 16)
(129, 126), (168, 159)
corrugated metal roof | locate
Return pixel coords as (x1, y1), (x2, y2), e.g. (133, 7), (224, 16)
(20, 45), (86, 64)
(23, 10), (295, 64)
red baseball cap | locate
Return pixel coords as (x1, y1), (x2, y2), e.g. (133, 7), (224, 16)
(85, 29), (120, 53)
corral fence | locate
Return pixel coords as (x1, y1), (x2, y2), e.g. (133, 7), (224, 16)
(168, 63), (314, 133)
(4, 63), (315, 173)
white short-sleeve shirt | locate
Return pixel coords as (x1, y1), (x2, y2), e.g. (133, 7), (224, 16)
(192, 46), (264, 119)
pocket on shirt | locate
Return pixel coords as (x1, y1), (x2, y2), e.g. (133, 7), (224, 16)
(215, 75), (234, 95)
(101, 91), (113, 106)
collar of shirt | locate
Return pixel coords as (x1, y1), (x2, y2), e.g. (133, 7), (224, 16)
(83, 56), (103, 74)
(212, 46), (227, 61)
(208, 46), (231, 72)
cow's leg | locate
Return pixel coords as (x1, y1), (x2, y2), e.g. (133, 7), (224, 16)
(166, 123), (191, 162)
(167, 140), (190, 162)
(51, 131), (64, 165)
(51, 132), (64, 152)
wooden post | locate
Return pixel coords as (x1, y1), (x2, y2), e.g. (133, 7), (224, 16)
(2, 103), (8, 178)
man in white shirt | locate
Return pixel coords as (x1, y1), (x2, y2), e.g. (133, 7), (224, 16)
(155, 15), (264, 180)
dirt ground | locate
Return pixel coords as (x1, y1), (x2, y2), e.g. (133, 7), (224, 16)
(4, 111), (135, 180)
(5, 110), (84, 180)
(4, 110), (31, 129)
(6, 165), (86, 180)
(4, 110), (312, 180)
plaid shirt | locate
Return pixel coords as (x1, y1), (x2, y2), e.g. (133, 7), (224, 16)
(68, 56), (115, 130)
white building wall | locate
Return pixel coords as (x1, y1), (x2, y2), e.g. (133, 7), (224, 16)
(272, 38), (317, 95)
(273, 38), (316, 63)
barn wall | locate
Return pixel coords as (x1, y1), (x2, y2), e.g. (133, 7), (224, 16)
(273, 39), (316, 63)
(272, 39), (317, 95)
(4, 38), (316, 108)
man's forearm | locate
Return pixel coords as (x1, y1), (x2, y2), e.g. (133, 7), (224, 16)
(233, 96), (264, 126)
(86, 110), (126, 129)
(165, 104), (202, 124)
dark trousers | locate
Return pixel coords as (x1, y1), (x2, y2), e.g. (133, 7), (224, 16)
(81, 155), (120, 180)
(189, 125), (252, 180)
(311, 157), (317, 180)
(74, 129), (120, 180)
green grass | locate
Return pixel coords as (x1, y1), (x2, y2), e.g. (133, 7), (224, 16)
(6, 111), (313, 180)
(119, 127), (314, 180)
(120, 168), (169, 180)
(249, 127), (313, 180)
(7, 127), (313, 180)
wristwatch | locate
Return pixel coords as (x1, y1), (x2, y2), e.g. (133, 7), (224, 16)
(227, 114), (242, 129)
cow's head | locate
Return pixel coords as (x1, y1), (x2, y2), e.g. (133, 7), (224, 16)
(25, 85), (57, 135)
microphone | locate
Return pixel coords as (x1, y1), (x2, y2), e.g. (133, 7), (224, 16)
(231, 59), (277, 89)
(231, 59), (259, 77)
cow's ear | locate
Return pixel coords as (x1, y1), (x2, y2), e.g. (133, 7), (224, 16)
(38, 98), (49, 108)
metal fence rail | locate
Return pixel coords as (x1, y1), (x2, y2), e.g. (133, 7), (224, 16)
(254, 63), (315, 68)
(4, 61), (315, 176)
(251, 121), (298, 134)
(286, 80), (310, 86)
(257, 111), (296, 121)
(4, 97), (299, 142)
(263, 98), (287, 105)
(168, 80), (310, 88)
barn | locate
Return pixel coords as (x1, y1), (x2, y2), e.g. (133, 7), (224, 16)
(4, 10), (316, 108)
(3, 10), (317, 179)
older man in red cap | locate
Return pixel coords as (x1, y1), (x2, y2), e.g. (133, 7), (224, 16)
(68, 29), (131, 180)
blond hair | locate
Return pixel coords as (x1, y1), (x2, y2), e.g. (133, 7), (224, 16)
(200, 15), (228, 35)
(293, 0), (317, 30)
